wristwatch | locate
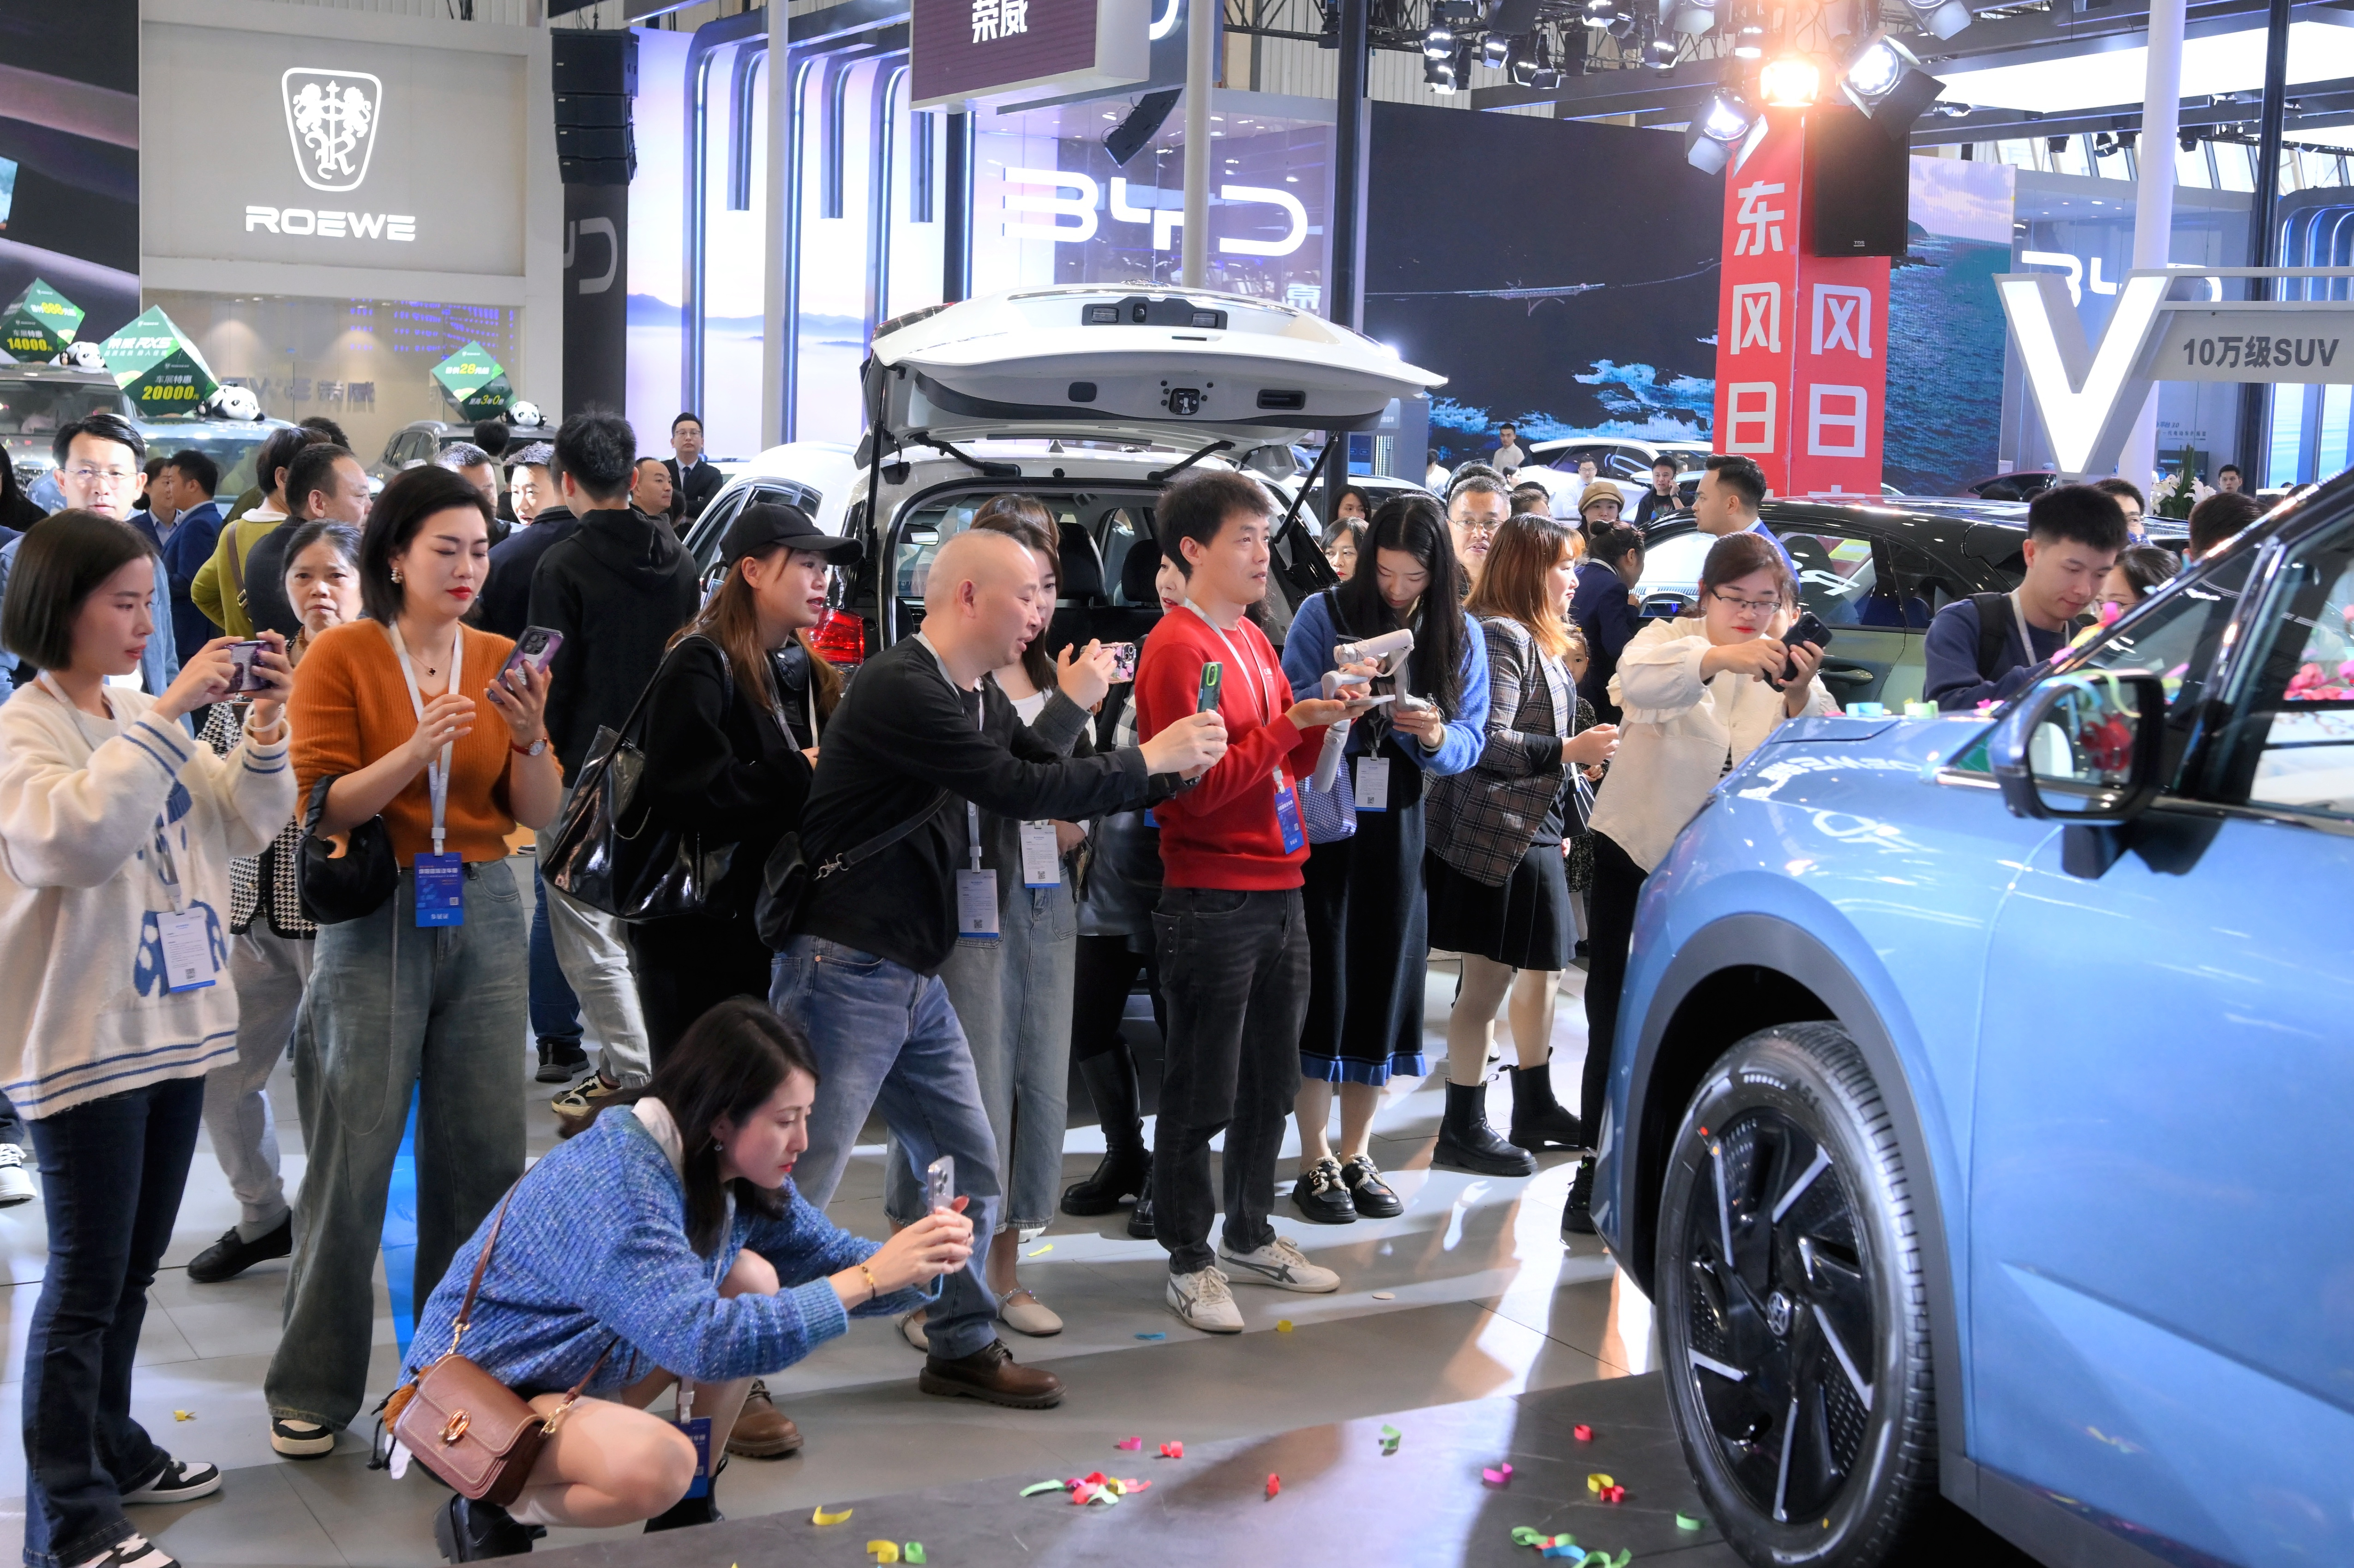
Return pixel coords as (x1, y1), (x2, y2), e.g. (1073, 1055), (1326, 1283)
(511, 734), (549, 757)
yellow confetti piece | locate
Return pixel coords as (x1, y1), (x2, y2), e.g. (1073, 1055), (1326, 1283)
(1585, 1472), (1615, 1493)
(813, 1504), (853, 1526)
(1027, 1243), (1053, 1257)
(1276, 1319), (1294, 1332)
(172, 1411), (194, 1422)
(866, 1542), (901, 1564)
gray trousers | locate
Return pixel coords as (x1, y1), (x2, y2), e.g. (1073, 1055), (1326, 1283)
(204, 930), (312, 1238)
(534, 808), (651, 1088)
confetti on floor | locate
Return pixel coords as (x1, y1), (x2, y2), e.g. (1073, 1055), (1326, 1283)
(1371, 1291), (1396, 1300)
(813, 1505), (853, 1526)
(1483, 1463), (1513, 1486)
(1573, 1424), (1593, 1442)
(1276, 1319), (1293, 1332)
(1027, 1244), (1053, 1257)
(1135, 1332), (1167, 1341)
(1116, 1436), (1142, 1451)
(1265, 1473), (1280, 1499)
(1676, 1511), (1705, 1531)
(172, 1411), (194, 1422)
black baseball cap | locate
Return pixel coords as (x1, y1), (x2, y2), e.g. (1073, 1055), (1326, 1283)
(720, 502), (863, 566)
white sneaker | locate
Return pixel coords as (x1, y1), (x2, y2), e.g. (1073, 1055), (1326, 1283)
(897, 1307), (930, 1352)
(1166, 1266), (1244, 1333)
(1218, 1234), (1340, 1293)
(0, 1144), (33, 1208)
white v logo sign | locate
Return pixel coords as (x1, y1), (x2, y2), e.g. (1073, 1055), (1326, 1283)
(1996, 271), (2172, 477)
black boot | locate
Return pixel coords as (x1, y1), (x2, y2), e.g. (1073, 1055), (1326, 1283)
(1507, 1060), (1588, 1153)
(1062, 1051), (1150, 1216)
(645, 1457), (727, 1532)
(1126, 1154), (1156, 1239)
(433, 1496), (540, 1561)
(1432, 1081), (1537, 1177)
(1562, 1158), (1597, 1237)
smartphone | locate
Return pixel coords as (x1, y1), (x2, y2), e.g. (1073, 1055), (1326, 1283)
(222, 639), (268, 696)
(499, 625), (564, 688)
(1105, 641), (1139, 683)
(1782, 611), (1832, 682)
(1195, 661), (1223, 714)
(925, 1154), (955, 1215)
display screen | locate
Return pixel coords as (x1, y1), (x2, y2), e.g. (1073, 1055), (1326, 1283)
(0, 156), (16, 231)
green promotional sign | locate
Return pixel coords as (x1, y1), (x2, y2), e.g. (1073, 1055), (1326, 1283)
(98, 306), (221, 414)
(430, 342), (514, 419)
(1, 279), (84, 360)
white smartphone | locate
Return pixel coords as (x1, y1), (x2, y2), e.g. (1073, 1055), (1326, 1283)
(925, 1154), (955, 1214)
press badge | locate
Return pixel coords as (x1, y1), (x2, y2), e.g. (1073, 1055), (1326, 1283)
(1353, 757), (1392, 811)
(677, 1416), (713, 1498)
(414, 853), (466, 928)
(157, 909), (217, 992)
(1018, 821), (1063, 888)
(955, 868), (1001, 938)
(1272, 768), (1306, 853)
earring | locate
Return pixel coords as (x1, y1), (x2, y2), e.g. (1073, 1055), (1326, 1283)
(390, 567), (403, 584)
(712, 1137), (724, 1151)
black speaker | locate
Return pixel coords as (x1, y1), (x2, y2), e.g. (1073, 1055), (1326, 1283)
(1806, 105), (1909, 258)
(553, 31), (638, 185)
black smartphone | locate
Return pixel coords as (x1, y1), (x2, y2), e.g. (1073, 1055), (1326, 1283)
(1782, 611), (1832, 683)
(1196, 661), (1223, 713)
(499, 625), (564, 688)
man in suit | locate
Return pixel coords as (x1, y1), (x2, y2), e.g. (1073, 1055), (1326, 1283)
(663, 411), (722, 526)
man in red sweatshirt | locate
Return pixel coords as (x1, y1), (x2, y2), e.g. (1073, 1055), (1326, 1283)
(1134, 470), (1371, 1333)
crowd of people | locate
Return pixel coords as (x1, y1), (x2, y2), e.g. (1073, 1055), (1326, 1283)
(0, 397), (2250, 1567)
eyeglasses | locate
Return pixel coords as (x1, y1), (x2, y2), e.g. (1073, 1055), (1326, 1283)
(66, 465), (137, 485)
(1455, 518), (1501, 536)
(1710, 589), (1783, 615)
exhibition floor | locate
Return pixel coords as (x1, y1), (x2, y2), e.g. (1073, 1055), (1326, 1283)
(0, 940), (1642, 1566)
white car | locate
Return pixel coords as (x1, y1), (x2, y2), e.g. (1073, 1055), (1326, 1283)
(682, 284), (1446, 670)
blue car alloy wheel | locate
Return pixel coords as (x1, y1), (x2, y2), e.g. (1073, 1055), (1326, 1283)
(1655, 1023), (1939, 1568)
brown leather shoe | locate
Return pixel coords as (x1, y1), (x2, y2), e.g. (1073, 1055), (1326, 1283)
(723, 1378), (803, 1459)
(917, 1339), (1064, 1409)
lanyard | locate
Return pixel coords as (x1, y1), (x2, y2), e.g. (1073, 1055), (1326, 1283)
(387, 620), (466, 858)
(1183, 601), (1277, 726)
(2006, 591), (2037, 663)
(38, 675), (185, 913)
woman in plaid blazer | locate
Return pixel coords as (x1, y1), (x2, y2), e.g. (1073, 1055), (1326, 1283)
(1426, 514), (1620, 1177)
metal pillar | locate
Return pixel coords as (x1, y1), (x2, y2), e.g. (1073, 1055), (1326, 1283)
(1329, 0), (1370, 332)
(2235, 0), (2293, 478)
(1181, 0), (1215, 289)
(943, 112), (971, 303)
(2120, 0), (2184, 489)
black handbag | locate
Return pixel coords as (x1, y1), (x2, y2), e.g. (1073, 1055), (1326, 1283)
(754, 788), (951, 951)
(296, 773), (398, 924)
(543, 636), (738, 922)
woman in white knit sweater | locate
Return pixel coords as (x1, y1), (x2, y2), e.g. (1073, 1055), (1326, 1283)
(0, 511), (297, 1568)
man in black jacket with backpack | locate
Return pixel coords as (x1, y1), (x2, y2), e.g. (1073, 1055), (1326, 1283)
(1924, 483), (2126, 710)
(528, 413), (702, 1119)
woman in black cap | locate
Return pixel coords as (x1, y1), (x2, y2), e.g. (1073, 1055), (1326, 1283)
(628, 502), (860, 1065)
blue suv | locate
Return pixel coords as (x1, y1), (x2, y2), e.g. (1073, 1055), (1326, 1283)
(1595, 478), (2354, 1568)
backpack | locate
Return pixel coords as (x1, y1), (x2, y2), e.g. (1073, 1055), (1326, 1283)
(1968, 593), (2012, 679)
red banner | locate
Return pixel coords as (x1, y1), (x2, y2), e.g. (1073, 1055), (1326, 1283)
(1711, 111), (1889, 499)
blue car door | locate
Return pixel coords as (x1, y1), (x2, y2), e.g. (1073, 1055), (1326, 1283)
(1970, 527), (2354, 1565)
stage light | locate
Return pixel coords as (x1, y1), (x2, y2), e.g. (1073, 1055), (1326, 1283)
(1425, 51), (1458, 88)
(2093, 132), (2117, 157)
(1645, 35), (1679, 66)
(1423, 24), (1455, 58)
(1664, 0), (1717, 37)
(1759, 55), (1821, 107)
(1839, 33), (1945, 137)
(1609, 12), (1637, 36)
(2180, 130), (2199, 152)
(1684, 88), (1756, 174)
(1482, 32), (1513, 68)
(2117, 129), (2138, 149)
(2047, 134), (2068, 154)
(1903, 0), (1972, 40)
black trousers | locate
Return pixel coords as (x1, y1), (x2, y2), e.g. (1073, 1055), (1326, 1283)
(1580, 832), (1650, 1134)
(630, 912), (778, 1070)
(1151, 887), (1308, 1275)
(1071, 933), (1164, 1064)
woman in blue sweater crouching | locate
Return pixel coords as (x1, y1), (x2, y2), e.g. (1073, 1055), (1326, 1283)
(402, 998), (974, 1560)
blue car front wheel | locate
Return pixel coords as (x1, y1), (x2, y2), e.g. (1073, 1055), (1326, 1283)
(1655, 1022), (1938, 1568)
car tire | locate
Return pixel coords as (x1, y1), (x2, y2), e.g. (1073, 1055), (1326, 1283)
(1654, 1021), (1937, 1568)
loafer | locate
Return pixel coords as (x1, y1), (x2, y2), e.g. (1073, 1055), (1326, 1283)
(433, 1494), (541, 1561)
(121, 1458), (221, 1504)
(1339, 1155), (1403, 1219)
(919, 1339), (1064, 1409)
(1289, 1156), (1357, 1225)
(187, 1215), (293, 1285)
(897, 1307), (930, 1352)
(723, 1379), (802, 1459)
(997, 1286), (1063, 1337)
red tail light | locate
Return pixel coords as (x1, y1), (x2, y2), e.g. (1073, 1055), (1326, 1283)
(808, 608), (869, 667)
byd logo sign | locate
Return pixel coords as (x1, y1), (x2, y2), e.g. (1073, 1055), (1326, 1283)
(245, 67), (414, 242)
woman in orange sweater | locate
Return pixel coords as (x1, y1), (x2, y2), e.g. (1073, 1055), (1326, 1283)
(262, 465), (561, 1463)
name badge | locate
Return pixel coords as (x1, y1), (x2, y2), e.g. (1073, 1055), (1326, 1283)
(955, 867), (1001, 939)
(414, 853), (466, 928)
(1272, 768), (1306, 854)
(158, 908), (218, 992)
(677, 1416), (713, 1498)
(1353, 757), (1392, 811)
(1018, 820), (1063, 888)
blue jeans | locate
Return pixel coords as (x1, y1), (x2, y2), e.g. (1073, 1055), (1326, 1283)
(22, 1076), (206, 1568)
(770, 936), (1003, 1362)
(529, 863), (582, 1047)
(889, 885), (1077, 1233)
(265, 860), (529, 1431)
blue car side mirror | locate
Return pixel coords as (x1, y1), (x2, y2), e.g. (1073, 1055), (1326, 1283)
(1989, 669), (2168, 823)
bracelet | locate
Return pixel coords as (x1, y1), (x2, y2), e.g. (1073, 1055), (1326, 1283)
(245, 714), (288, 744)
(858, 1262), (881, 1302)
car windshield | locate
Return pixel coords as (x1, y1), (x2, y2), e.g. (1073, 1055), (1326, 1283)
(0, 379), (129, 439)
(1633, 530), (1715, 614)
(144, 430), (276, 498)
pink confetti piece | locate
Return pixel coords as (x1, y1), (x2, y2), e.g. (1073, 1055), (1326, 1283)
(1115, 1436), (1142, 1451)
(1483, 1464), (1513, 1486)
